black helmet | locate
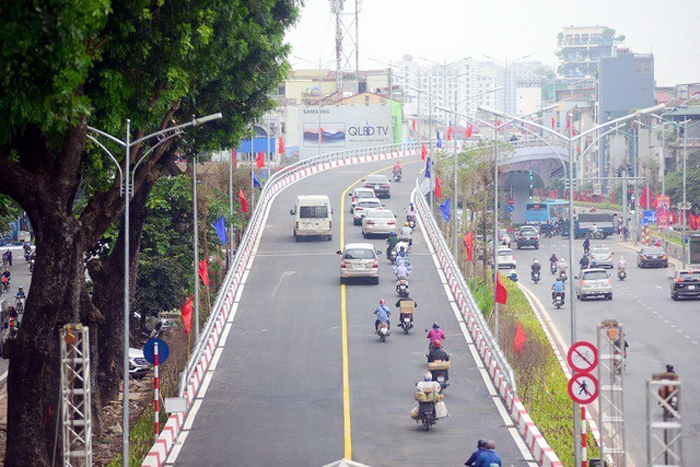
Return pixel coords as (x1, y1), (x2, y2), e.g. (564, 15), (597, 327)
(666, 364), (674, 372)
(477, 439), (487, 448)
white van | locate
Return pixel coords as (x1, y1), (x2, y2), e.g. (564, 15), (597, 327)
(290, 195), (333, 241)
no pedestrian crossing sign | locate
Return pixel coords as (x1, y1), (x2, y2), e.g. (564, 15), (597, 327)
(568, 373), (599, 405)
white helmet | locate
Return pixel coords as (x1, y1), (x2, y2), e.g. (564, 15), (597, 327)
(533, 259), (539, 263)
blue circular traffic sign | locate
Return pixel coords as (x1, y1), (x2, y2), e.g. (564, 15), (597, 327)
(143, 338), (170, 365)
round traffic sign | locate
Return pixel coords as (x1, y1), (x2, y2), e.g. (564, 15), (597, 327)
(507, 197), (515, 206)
(567, 341), (598, 373)
(143, 338), (170, 365)
(568, 373), (599, 405)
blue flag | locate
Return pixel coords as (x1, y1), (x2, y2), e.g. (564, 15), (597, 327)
(213, 216), (227, 245)
(440, 197), (451, 222)
(252, 171), (261, 188)
(436, 130), (442, 149)
(424, 157), (431, 178)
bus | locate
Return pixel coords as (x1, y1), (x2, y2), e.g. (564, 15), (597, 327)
(524, 200), (569, 224)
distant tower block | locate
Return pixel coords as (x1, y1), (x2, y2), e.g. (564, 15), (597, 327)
(329, 0), (361, 94)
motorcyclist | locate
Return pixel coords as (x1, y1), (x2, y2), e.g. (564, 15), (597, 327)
(395, 296), (417, 327)
(558, 258), (568, 277)
(551, 278), (565, 302)
(427, 339), (450, 363)
(395, 260), (409, 280)
(579, 253), (590, 272)
(393, 161), (402, 176)
(406, 203), (417, 227)
(373, 299), (391, 331)
(591, 223), (599, 237)
(426, 323), (445, 347)
(396, 245), (409, 262)
(399, 222), (413, 247)
(416, 372), (441, 394)
(386, 231), (399, 258)
(1, 268), (11, 291)
(617, 256), (627, 271)
(549, 253), (558, 270)
(15, 286), (25, 300)
(530, 259), (541, 280)
(2, 250), (12, 268)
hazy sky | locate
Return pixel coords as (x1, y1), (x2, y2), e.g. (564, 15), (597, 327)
(285, 0), (700, 86)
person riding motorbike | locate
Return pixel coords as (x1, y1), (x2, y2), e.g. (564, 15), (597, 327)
(395, 296), (417, 328)
(551, 278), (565, 302)
(427, 340), (450, 383)
(530, 259), (541, 280)
(15, 286), (26, 312)
(591, 223), (599, 237)
(406, 203), (417, 228)
(393, 161), (402, 176)
(558, 258), (568, 277)
(396, 245), (409, 262)
(373, 299), (391, 331)
(395, 260), (409, 280)
(549, 253), (558, 270)
(416, 371), (441, 394)
(617, 256), (627, 271)
(386, 231), (399, 258)
(399, 222), (413, 247)
(426, 323), (445, 348)
(1, 268), (11, 292)
(579, 253), (590, 272)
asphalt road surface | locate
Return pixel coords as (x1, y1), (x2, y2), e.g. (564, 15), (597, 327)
(508, 235), (699, 465)
(173, 158), (536, 466)
(0, 246), (33, 380)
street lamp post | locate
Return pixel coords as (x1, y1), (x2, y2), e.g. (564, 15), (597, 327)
(86, 112), (222, 467)
(479, 102), (664, 467)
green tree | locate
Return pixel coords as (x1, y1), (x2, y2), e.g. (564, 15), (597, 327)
(0, 0), (300, 464)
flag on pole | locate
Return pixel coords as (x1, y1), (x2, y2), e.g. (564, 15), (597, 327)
(551, 116), (555, 129)
(435, 176), (443, 198)
(238, 188), (249, 213)
(436, 130), (442, 149)
(425, 157), (431, 178)
(213, 216), (227, 245)
(446, 120), (453, 141)
(565, 118), (571, 132)
(198, 259), (210, 287)
(439, 197), (451, 222)
(513, 322), (527, 354)
(496, 274), (508, 304)
(463, 232), (474, 261)
(319, 126), (325, 143)
(252, 171), (261, 188)
(181, 295), (194, 334)
(412, 119), (417, 131)
(256, 150), (265, 169)
(231, 148), (237, 164)
(278, 137), (285, 155)
(466, 124), (473, 138)
(421, 143), (428, 161)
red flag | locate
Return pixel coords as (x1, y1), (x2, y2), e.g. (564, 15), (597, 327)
(446, 125), (453, 141)
(466, 124), (473, 138)
(181, 295), (194, 335)
(435, 176), (443, 198)
(496, 274), (508, 304)
(689, 212), (698, 230)
(551, 116), (555, 129)
(513, 322), (527, 354)
(463, 232), (474, 261)
(256, 150), (265, 169)
(238, 188), (249, 213)
(565, 118), (571, 132)
(652, 194), (660, 210)
(231, 148), (237, 164)
(421, 143), (428, 161)
(671, 210), (677, 225)
(572, 127), (577, 136)
(610, 191), (615, 204)
(412, 119), (417, 131)
(198, 259), (210, 287)
(278, 137), (285, 155)
(319, 127), (324, 143)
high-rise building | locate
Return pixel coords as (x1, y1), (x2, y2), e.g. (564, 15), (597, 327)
(556, 26), (625, 78)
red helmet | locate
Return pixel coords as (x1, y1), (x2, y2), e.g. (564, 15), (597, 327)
(432, 339), (442, 348)
(379, 299), (385, 305)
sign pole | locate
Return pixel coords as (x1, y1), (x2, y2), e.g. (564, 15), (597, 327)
(581, 405), (587, 467)
(154, 341), (160, 437)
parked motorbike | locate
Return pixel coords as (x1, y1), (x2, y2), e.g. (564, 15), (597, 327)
(531, 269), (541, 284)
(618, 268), (627, 281)
(376, 321), (390, 342)
(552, 292), (564, 309)
(392, 171), (402, 182)
(399, 313), (413, 334)
(418, 401), (437, 431)
(396, 278), (410, 297)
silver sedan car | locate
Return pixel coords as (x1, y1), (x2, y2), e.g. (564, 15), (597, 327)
(361, 208), (397, 238)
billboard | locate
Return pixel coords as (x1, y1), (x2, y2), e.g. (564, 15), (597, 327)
(297, 105), (395, 159)
(656, 195), (671, 229)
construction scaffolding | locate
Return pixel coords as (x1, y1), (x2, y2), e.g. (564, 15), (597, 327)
(60, 324), (93, 466)
(647, 376), (682, 466)
(597, 319), (626, 467)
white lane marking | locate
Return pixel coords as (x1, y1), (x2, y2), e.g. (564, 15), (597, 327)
(449, 301), (535, 463)
(166, 429), (190, 465)
(183, 399), (203, 431)
(198, 372), (214, 399)
(655, 285), (662, 289)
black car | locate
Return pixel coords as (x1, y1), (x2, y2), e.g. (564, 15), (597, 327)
(515, 226), (539, 250)
(637, 246), (668, 268)
(670, 270), (700, 300)
(363, 174), (391, 198)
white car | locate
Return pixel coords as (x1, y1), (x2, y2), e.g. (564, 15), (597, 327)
(589, 245), (614, 269)
(337, 243), (381, 284)
(348, 188), (376, 213)
(362, 208), (397, 238)
(496, 247), (517, 269)
(353, 198), (383, 225)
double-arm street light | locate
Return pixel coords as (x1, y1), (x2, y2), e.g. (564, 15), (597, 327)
(479, 102), (665, 467)
(87, 112), (222, 467)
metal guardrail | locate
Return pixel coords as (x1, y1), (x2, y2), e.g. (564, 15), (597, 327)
(177, 141), (421, 397)
(411, 166), (517, 394)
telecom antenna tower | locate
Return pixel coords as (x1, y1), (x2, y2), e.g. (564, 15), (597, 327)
(329, 0), (360, 95)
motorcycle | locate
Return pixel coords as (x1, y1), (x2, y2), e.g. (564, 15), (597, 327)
(15, 296), (25, 314)
(418, 401), (437, 431)
(558, 270), (568, 283)
(28, 258), (35, 273)
(376, 321), (390, 342)
(550, 263), (558, 275)
(407, 215), (416, 230)
(388, 249), (397, 265)
(399, 313), (413, 334)
(617, 268), (627, 281)
(396, 278), (410, 297)
(1, 281), (9, 294)
(531, 269), (541, 284)
(552, 292), (564, 309)
(392, 171), (402, 182)
(544, 229), (554, 239)
(431, 369), (449, 391)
